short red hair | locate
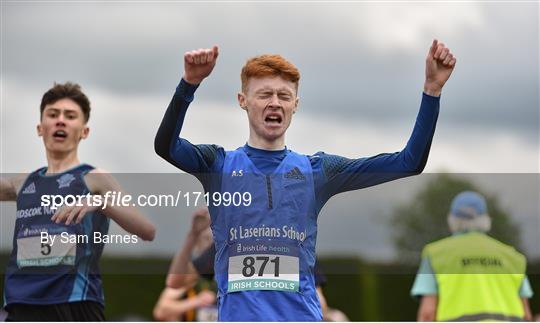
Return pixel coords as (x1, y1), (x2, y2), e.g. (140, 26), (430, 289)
(240, 54), (300, 93)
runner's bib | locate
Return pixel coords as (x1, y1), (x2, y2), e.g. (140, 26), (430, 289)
(16, 224), (77, 267)
(228, 241), (299, 292)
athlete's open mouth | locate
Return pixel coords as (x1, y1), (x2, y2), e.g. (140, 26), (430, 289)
(53, 130), (67, 139)
(264, 113), (283, 125)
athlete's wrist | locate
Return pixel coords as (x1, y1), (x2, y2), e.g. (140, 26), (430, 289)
(423, 82), (442, 97)
(183, 75), (203, 86)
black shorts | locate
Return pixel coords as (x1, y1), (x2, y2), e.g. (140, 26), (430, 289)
(5, 301), (105, 321)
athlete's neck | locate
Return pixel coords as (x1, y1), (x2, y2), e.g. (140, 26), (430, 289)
(247, 136), (285, 151)
(45, 150), (81, 174)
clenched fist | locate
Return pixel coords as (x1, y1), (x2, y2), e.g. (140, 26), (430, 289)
(183, 46), (219, 85)
(424, 39), (456, 97)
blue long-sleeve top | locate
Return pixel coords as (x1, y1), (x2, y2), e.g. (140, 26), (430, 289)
(155, 79), (440, 213)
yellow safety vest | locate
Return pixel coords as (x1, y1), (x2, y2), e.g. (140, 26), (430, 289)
(423, 232), (526, 321)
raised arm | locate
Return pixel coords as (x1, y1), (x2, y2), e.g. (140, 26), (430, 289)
(166, 208), (211, 289)
(317, 40), (456, 201)
(423, 39), (456, 97)
(154, 46), (222, 174)
(51, 169), (156, 241)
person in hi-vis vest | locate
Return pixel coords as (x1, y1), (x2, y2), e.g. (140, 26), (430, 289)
(411, 191), (533, 321)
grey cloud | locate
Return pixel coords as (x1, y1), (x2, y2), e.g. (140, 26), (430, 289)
(2, 2), (538, 143)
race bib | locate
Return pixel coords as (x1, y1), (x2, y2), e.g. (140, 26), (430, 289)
(16, 224), (76, 267)
(228, 241), (299, 293)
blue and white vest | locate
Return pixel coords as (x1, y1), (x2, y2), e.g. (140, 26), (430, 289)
(4, 164), (109, 306)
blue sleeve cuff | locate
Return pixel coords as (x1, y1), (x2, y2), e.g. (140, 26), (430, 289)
(175, 78), (200, 102)
(422, 92), (441, 101)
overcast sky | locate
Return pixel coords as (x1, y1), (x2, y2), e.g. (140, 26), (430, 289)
(1, 2), (538, 259)
(1, 1), (538, 173)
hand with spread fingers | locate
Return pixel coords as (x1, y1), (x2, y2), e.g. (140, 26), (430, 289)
(183, 46), (219, 85)
(51, 204), (100, 226)
(424, 39), (457, 97)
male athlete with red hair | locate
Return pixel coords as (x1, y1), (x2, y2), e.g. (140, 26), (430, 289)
(155, 41), (455, 321)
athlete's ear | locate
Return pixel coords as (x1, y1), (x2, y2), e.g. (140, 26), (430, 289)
(80, 126), (90, 140)
(293, 97), (299, 114)
(37, 124), (43, 137)
(238, 92), (247, 111)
